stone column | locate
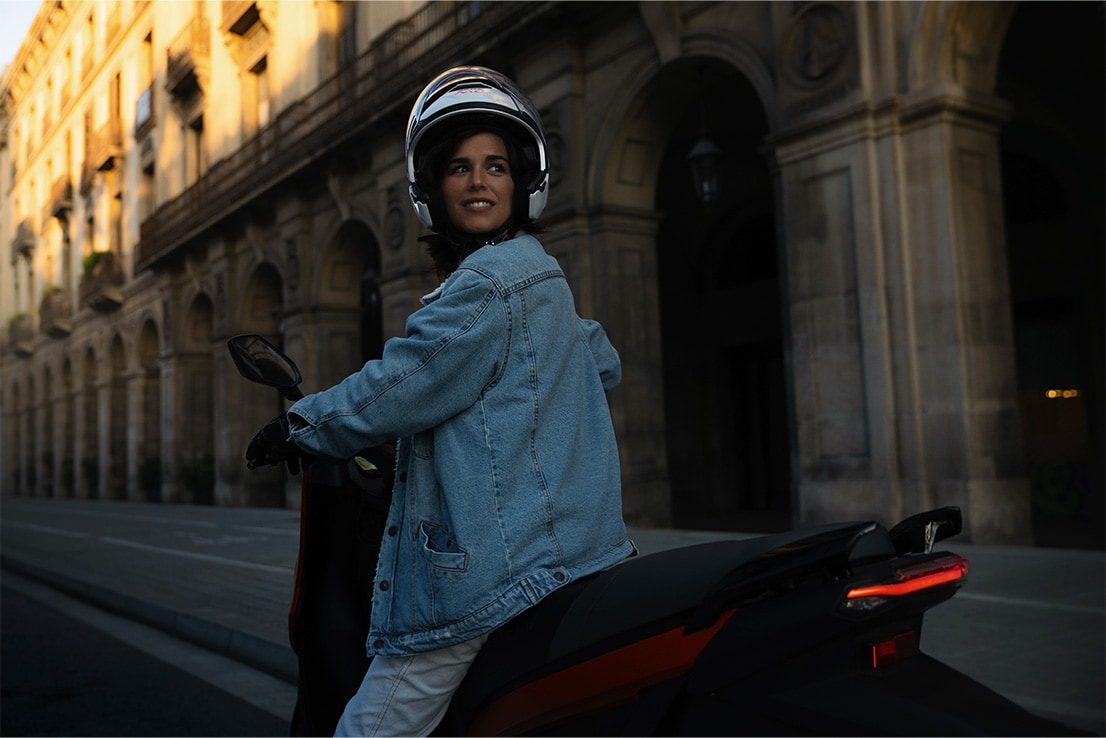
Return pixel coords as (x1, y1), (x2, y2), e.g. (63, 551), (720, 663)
(772, 89), (1031, 544)
(772, 105), (904, 529)
(897, 91), (1031, 544)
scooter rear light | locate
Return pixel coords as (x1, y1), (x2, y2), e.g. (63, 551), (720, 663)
(841, 555), (968, 614)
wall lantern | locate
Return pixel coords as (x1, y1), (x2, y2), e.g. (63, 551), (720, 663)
(687, 65), (723, 208)
(687, 135), (723, 207)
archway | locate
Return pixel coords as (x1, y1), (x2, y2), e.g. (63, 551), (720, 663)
(108, 335), (127, 500)
(653, 59), (790, 532)
(82, 347), (99, 499)
(139, 320), (162, 502)
(997, 2), (1105, 548)
(182, 294), (215, 505)
(42, 367), (55, 497)
(26, 376), (36, 496)
(240, 263), (286, 507)
(10, 378), (26, 495)
(318, 220), (383, 388)
(61, 358), (75, 497)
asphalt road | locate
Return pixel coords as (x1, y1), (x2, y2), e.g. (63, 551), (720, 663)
(1, 495), (1102, 736)
(1, 575), (295, 737)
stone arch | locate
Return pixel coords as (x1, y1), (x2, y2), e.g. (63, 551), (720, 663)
(314, 219), (383, 388)
(138, 318), (162, 502)
(41, 364), (54, 497)
(81, 344), (99, 499)
(241, 262), (284, 334)
(26, 374), (37, 496)
(587, 33), (776, 211)
(2, 377), (12, 491)
(60, 356), (76, 497)
(587, 52), (788, 531)
(7, 377), (24, 494)
(107, 333), (127, 500)
(237, 262), (287, 507)
(180, 293), (215, 505)
(907, 1), (1017, 96)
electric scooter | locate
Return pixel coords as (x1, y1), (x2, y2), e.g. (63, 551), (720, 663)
(228, 333), (1078, 736)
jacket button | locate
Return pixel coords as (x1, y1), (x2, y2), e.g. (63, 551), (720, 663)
(387, 526), (397, 536)
(373, 639), (384, 649)
(379, 580), (390, 591)
(554, 572), (565, 582)
(399, 472), (408, 482)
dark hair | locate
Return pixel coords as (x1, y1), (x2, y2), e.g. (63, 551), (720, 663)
(416, 117), (541, 279)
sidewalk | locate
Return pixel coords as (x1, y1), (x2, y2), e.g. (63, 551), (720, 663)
(2, 494), (1103, 734)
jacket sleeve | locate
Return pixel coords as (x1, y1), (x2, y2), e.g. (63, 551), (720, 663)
(286, 273), (506, 458)
(579, 318), (621, 392)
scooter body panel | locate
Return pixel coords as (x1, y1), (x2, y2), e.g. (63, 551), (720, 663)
(225, 335), (1078, 737)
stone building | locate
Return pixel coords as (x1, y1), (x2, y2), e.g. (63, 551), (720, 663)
(2, 1), (1101, 546)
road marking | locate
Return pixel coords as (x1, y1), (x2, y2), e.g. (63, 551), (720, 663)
(958, 591), (1105, 615)
(2, 521), (90, 539)
(233, 525), (299, 536)
(99, 537), (295, 575)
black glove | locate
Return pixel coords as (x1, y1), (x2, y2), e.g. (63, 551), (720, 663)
(246, 414), (302, 475)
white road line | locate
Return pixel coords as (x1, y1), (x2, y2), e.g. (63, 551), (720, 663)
(2, 521), (90, 539)
(98, 537), (295, 575)
(957, 591), (1104, 616)
(19, 508), (220, 528)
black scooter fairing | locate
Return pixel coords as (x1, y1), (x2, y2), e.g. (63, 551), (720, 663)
(440, 520), (899, 735)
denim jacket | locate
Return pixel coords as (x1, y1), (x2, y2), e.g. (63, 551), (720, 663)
(287, 234), (634, 656)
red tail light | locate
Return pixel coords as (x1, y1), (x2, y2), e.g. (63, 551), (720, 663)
(840, 555), (968, 615)
(847, 555), (968, 600)
(844, 556), (967, 668)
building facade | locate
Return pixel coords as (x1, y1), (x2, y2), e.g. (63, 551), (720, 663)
(2, 1), (1101, 546)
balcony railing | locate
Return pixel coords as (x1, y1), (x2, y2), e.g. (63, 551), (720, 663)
(50, 176), (74, 219)
(79, 251), (125, 312)
(40, 288), (72, 338)
(137, 1), (544, 272)
(222, 1), (258, 36)
(87, 117), (124, 173)
(167, 15), (210, 98)
(11, 219), (34, 263)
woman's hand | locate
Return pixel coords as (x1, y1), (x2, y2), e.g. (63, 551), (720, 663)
(246, 414), (303, 474)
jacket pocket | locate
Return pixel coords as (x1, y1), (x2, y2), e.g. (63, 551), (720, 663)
(412, 429), (434, 460)
(419, 521), (469, 572)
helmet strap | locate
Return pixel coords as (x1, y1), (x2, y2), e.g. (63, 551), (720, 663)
(443, 222), (513, 253)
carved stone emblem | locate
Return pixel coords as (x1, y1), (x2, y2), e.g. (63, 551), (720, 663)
(787, 4), (849, 86)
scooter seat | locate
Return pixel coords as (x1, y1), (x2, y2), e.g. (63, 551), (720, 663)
(450, 525), (872, 729)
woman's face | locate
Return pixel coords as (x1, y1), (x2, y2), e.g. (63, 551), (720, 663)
(442, 132), (515, 235)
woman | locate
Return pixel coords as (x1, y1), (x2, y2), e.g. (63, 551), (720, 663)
(247, 67), (633, 736)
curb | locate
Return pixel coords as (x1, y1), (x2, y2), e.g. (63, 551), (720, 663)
(0, 554), (298, 685)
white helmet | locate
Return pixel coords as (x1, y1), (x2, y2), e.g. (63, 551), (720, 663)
(405, 67), (549, 233)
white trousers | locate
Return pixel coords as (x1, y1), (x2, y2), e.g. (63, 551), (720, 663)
(333, 633), (489, 737)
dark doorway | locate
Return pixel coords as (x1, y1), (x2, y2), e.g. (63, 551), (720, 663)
(997, 2), (1104, 549)
(655, 60), (791, 533)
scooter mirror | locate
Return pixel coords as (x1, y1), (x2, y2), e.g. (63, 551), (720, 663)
(227, 334), (303, 399)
